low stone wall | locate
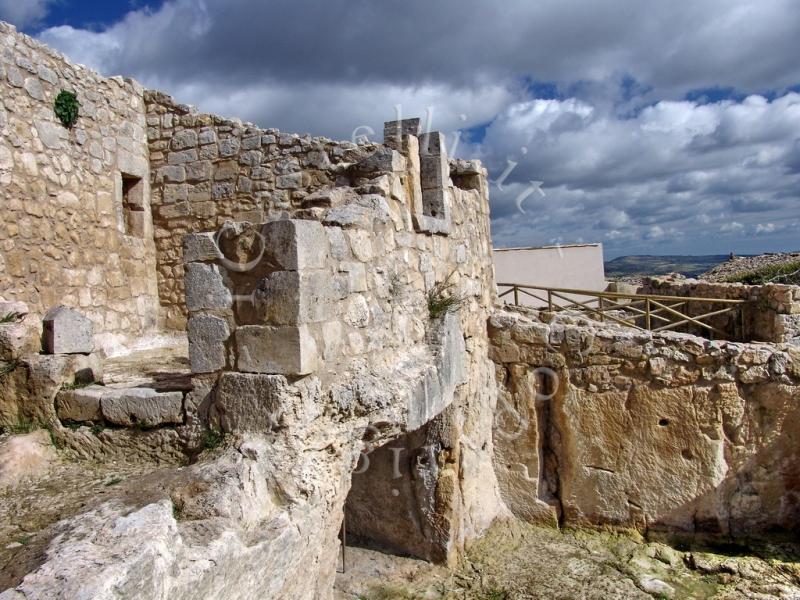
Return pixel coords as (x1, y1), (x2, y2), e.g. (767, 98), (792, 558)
(489, 309), (800, 538)
(640, 276), (800, 343)
(0, 22), (159, 352)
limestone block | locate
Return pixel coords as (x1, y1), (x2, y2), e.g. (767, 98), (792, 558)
(55, 388), (103, 422)
(263, 219), (328, 271)
(209, 373), (291, 432)
(235, 325), (318, 375)
(183, 232), (223, 263)
(43, 306), (94, 354)
(188, 315), (230, 373)
(276, 172), (306, 189)
(383, 118), (421, 148)
(253, 270), (334, 325)
(101, 388), (184, 427)
(321, 321), (343, 360)
(354, 147), (406, 174)
(184, 263), (232, 312)
(301, 187), (356, 208)
(322, 194), (391, 229)
(171, 129), (198, 150)
(0, 322), (36, 360)
(418, 131), (447, 157)
(344, 295), (370, 328)
(338, 262), (368, 293)
(420, 153), (450, 190)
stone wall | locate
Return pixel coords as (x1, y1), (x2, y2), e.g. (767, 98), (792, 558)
(640, 276), (800, 344)
(0, 22), (159, 352)
(171, 119), (505, 590)
(145, 91), (379, 329)
(489, 309), (800, 538)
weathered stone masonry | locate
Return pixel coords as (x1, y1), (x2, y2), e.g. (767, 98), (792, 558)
(0, 22), (159, 351)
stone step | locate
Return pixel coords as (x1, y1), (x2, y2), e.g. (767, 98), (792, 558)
(56, 386), (184, 428)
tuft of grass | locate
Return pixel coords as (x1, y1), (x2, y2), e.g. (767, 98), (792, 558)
(724, 261), (800, 285)
(61, 380), (95, 391)
(480, 590), (510, 600)
(91, 423), (105, 436)
(6, 418), (35, 435)
(201, 429), (224, 451)
(0, 360), (18, 377)
(0, 312), (24, 323)
(15, 534), (32, 546)
(427, 271), (466, 319)
(104, 476), (123, 487)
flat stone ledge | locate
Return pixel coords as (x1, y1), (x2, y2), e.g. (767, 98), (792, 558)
(56, 386), (184, 427)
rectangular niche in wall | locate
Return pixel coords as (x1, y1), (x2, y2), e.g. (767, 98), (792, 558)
(121, 173), (145, 238)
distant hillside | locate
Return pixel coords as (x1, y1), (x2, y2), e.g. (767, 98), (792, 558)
(605, 255), (731, 278)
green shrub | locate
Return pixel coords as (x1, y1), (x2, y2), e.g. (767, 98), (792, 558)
(54, 90), (80, 128)
(201, 429), (224, 451)
(427, 271), (466, 319)
(0, 311), (24, 323)
(0, 360), (18, 376)
(724, 261), (800, 285)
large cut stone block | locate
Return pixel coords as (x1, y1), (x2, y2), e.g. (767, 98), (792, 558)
(42, 306), (94, 354)
(188, 315), (230, 373)
(56, 387), (103, 422)
(354, 147), (407, 174)
(183, 232), (223, 263)
(418, 131), (447, 157)
(253, 270), (334, 325)
(235, 325), (318, 375)
(420, 153), (449, 190)
(55, 386), (183, 426)
(263, 219), (329, 271)
(209, 373), (291, 433)
(100, 388), (184, 427)
(184, 263), (232, 311)
(383, 118), (422, 149)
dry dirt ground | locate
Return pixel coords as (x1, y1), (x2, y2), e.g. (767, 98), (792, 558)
(335, 521), (800, 600)
(2, 447), (798, 599)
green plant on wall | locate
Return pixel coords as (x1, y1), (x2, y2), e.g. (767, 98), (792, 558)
(54, 90), (80, 128)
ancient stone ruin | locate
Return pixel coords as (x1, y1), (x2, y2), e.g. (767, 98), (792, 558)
(0, 20), (798, 599)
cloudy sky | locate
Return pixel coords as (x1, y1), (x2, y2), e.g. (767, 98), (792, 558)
(3, 0), (799, 257)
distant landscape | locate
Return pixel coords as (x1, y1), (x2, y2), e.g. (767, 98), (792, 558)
(604, 255), (736, 278)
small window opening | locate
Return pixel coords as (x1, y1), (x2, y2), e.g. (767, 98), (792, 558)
(122, 173), (145, 237)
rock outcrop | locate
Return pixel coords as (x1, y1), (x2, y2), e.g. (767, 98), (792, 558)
(490, 309), (800, 537)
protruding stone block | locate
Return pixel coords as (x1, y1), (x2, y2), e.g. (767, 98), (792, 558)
(323, 195), (392, 229)
(235, 325), (318, 375)
(253, 270), (334, 325)
(264, 219), (329, 271)
(354, 147), (407, 174)
(184, 263), (232, 312)
(183, 232), (223, 263)
(188, 315), (230, 373)
(43, 306), (94, 354)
